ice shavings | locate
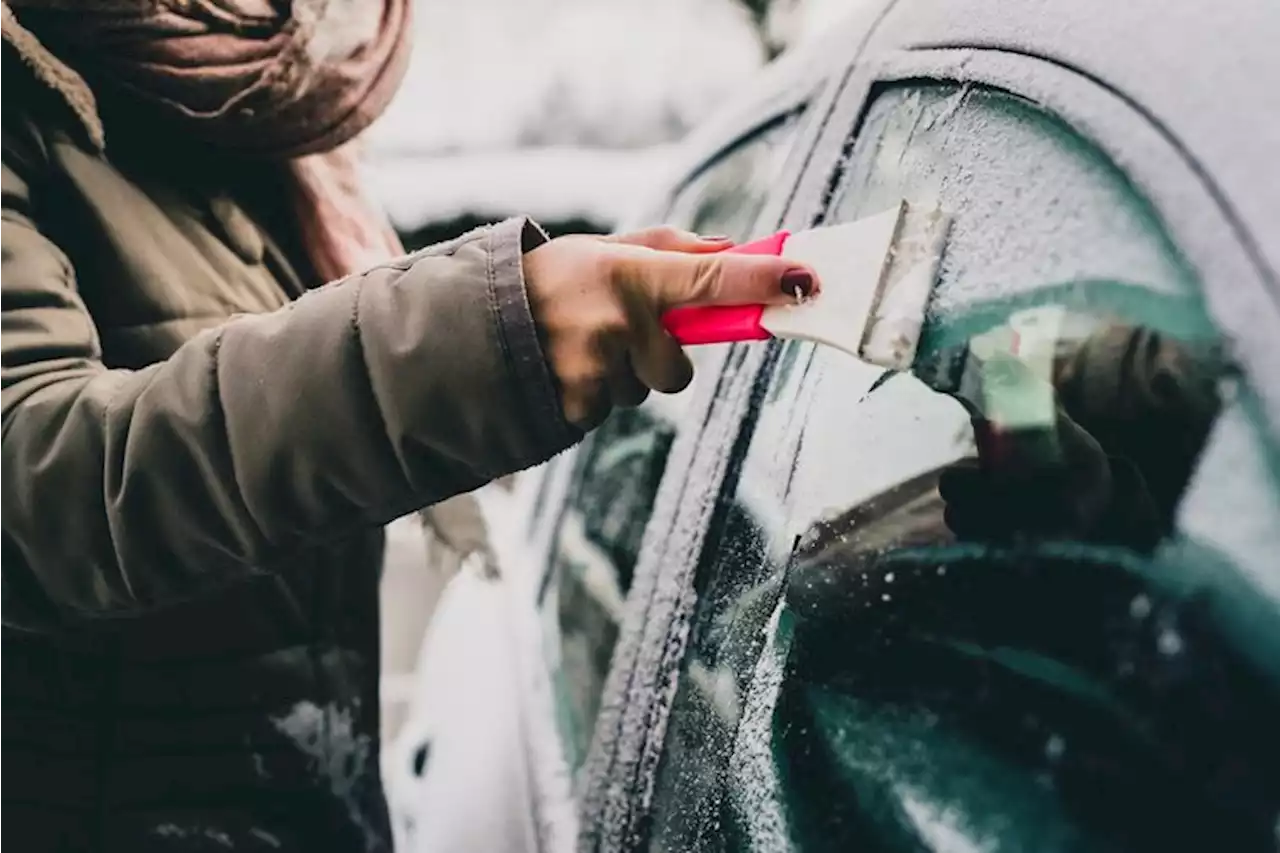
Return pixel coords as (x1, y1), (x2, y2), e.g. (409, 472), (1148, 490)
(727, 599), (794, 850)
(898, 786), (998, 853)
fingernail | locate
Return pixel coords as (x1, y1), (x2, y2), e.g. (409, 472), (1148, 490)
(781, 268), (814, 298)
(700, 234), (732, 242)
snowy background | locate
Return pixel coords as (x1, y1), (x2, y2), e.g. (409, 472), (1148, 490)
(363, 0), (856, 247)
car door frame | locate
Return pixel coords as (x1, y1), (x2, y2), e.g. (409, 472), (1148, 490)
(578, 1), (1280, 850)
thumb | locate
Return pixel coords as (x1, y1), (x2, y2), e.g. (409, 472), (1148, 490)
(613, 246), (820, 312)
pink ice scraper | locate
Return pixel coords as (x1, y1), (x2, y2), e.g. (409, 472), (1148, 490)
(662, 200), (952, 372)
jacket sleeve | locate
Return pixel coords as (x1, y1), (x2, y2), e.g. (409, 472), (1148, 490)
(1, 126), (579, 632)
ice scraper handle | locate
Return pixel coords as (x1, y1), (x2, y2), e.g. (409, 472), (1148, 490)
(661, 230), (790, 345)
(662, 303), (771, 345)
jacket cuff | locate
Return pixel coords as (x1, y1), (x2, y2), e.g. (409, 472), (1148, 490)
(485, 216), (581, 452)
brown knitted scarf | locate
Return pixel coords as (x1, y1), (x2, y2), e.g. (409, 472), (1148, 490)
(4, 0), (410, 282)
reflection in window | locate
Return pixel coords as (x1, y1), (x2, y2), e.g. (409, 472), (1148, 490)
(647, 84), (1280, 852)
(912, 309), (1223, 552)
(539, 113), (805, 774)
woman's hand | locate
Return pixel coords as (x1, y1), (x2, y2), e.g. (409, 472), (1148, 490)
(524, 227), (818, 428)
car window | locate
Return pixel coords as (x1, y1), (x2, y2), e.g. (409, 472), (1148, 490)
(646, 84), (1280, 852)
(538, 113), (805, 774)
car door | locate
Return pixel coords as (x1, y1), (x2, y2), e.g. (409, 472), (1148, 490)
(582, 1), (1280, 851)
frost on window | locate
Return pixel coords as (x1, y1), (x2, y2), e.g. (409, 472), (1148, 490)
(645, 84), (1280, 852)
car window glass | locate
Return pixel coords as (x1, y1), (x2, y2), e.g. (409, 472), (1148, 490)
(538, 113), (804, 774)
(647, 84), (1280, 852)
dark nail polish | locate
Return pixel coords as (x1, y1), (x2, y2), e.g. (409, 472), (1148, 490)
(781, 268), (814, 298)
